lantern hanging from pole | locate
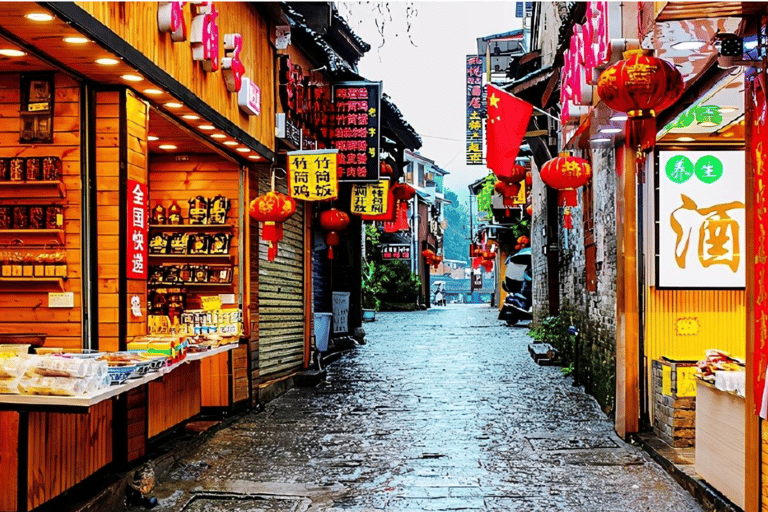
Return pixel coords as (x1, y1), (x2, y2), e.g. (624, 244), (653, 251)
(540, 154), (591, 230)
(597, 49), (684, 162)
(319, 208), (350, 260)
(383, 182), (416, 233)
(431, 253), (442, 270)
(249, 191), (296, 261)
(494, 180), (520, 216)
(494, 163), (527, 185)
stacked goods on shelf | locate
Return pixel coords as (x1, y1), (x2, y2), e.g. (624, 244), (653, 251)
(696, 349), (746, 396)
(0, 353), (109, 395)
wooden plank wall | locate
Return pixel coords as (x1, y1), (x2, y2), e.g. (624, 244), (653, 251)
(27, 401), (113, 510)
(126, 385), (148, 463)
(232, 345), (249, 403)
(0, 73), (83, 348)
(148, 361), (201, 438)
(75, 2), (275, 152)
(126, 90), (149, 339)
(200, 351), (229, 407)
(0, 411), (19, 512)
(95, 90), (122, 352)
(258, 172), (306, 378)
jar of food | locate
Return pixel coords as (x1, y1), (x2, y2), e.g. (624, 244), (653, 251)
(13, 206), (28, 229)
(42, 157), (62, 181)
(0, 158), (9, 180)
(9, 158), (24, 181)
(25, 157), (41, 181)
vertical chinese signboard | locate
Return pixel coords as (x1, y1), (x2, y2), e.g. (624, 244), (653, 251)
(657, 150), (745, 289)
(287, 149), (339, 201)
(750, 74), (768, 418)
(332, 81), (381, 182)
(127, 180), (148, 279)
(350, 180), (389, 217)
(466, 55), (484, 165)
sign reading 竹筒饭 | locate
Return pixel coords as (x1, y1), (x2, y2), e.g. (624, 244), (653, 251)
(466, 55), (484, 165)
(331, 81), (381, 182)
(351, 180), (389, 217)
(127, 180), (148, 279)
(287, 149), (338, 202)
(657, 150), (745, 288)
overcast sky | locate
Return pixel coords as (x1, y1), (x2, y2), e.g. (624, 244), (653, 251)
(339, 2), (522, 204)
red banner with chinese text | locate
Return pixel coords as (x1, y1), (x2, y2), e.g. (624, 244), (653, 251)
(126, 180), (148, 279)
(749, 70), (768, 418)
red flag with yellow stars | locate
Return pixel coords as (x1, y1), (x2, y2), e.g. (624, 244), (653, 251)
(485, 84), (533, 175)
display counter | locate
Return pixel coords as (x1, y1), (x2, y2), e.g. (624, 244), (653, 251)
(695, 379), (745, 510)
(0, 343), (241, 512)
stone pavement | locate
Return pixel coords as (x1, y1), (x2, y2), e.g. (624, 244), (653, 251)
(137, 305), (703, 512)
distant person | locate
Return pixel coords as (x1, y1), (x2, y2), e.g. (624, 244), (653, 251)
(435, 290), (445, 306)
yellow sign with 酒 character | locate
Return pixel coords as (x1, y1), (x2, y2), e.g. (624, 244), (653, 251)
(351, 180), (389, 216)
(288, 149), (338, 201)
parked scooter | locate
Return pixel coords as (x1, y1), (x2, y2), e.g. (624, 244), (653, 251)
(499, 248), (532, 326)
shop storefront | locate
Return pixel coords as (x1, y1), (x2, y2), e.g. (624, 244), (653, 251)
(0, 3), (274, 510)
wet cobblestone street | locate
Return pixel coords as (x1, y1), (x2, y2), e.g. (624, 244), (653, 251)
(144, 305), (703, 512)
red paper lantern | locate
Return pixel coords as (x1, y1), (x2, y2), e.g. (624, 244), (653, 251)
(517, 235), (529, 247)
(249, 191), (297, 261)
(540, 155), (592, 208)
(383, 201), (409, 233)
(597, 49), (684, 157)
(515, 244), (522, 251)
(525, 205), (533, 217)
(319, 208), (350, 260)
(525, 170), (532, 187)
(494, 164), (526, 185)
(392, 182), (416, 202)
(432, 254), (443, 269)
(494, 180), (520, 216)
(380, 160), (393, 176)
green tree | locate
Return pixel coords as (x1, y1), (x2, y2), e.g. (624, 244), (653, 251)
(442, 189), (470, 263)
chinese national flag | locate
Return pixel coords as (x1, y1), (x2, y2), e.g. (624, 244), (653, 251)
(485, 84), (533, 175)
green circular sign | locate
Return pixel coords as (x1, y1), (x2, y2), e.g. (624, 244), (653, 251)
(665, 155), (694, 184)
(694, 155), (723, 184)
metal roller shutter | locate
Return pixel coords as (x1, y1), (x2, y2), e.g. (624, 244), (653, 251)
(258, 174), (305, 378)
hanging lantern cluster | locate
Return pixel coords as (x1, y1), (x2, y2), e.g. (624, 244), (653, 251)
(384, 182), (416, 233)
(597, 49), (684, 164)
(249, 190), (297, 261)
(540, 154), (591, 230)
(421, 249), (443, 270)
(472, 248), (496, 273)
(319, 208), (350, 260)
(493, 164), (527, 216)
(380, 159), (394, 176)
(514, 235), (530, 252)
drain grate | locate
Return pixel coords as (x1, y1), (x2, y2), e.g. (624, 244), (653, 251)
(528, 436), (618, 451)
(182, 495), (306, 512)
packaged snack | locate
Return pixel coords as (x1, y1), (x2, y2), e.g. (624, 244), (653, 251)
(45, 205), (63, 229)
(167, 200), (183, 225)
(188, 196), (208, 224)
(25, 157), (41, 181)
(28, 206), (45, 229)
(13, 206), (28, 229)
(42, 157), (62, 181)
(9, 158), (24, 181)
(0, 158), (9, 180)
(149, 233), (170, 254)
(191, 265), (209, 283)
(169, 233), (190, 254)
(208, 195), (231, 224)
(0, 206), (12, 229)
(149, 265), (165, 284)
(189, 234), (210, 255)
(151, 203), (166, 225)
(209, 233), (231, 254)
(164, 265), (182, 283)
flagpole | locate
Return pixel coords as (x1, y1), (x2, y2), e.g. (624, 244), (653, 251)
(531, 105), (560, 125)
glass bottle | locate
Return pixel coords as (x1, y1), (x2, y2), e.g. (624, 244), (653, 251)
(151, 203), (166, 225)
(167, 200), (182, 225)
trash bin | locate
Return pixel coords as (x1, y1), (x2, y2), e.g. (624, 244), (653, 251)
(314, 312), (332, 352)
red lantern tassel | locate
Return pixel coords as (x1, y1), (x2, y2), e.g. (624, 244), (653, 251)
(563, 207), (573, 230)
(629, 117), (657, 161)
(558, 190), (578, 207)
(326, 231), (340, 260)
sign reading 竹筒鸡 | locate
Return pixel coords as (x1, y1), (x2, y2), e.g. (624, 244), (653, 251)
(287, 150), (338, 202)
(331, 82), (381, 182)
(657, 150), (745, 288)
(156, 1), (260, 116)
(466, 55), (484, 165)
(350, 180), (389, 217)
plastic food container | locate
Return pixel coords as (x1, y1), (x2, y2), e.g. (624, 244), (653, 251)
(107, 365), (137, 385)
(0, 344), (31, 357)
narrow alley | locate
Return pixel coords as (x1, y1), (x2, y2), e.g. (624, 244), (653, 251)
(140, 306), (702, 512)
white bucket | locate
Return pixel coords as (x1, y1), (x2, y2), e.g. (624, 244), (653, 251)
(314, 312), (332, 352)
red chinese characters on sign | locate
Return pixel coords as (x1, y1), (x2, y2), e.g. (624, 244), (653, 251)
(190, 1), (219, 72)
(222, 33), (245, 92)
(332, 82), (381, 182)
(750, 72), (768, 419)
(158, 1), (187, 42)
(560, 1), (610, 125)
(127, 181), (148, 279)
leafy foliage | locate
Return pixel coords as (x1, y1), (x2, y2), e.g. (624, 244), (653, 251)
(361, 223), (420, 310)
(442, 189), (469, 263)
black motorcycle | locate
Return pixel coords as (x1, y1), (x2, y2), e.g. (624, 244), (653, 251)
(499, 248), (532, 326)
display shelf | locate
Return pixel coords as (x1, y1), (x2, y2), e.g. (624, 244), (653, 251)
(149, 223), (233, 232)
(0, 229), (64, 245)
(148, 281), (233, 288)
(148, 253), (233, 263)
(0, 344), (237, 408)
(0, 180), (66, 199)
(0, 277), (64, 291)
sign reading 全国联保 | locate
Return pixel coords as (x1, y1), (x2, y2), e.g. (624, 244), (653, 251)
(657, 150), (745, 288)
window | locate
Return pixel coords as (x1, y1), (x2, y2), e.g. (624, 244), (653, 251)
(583, 178), (596, 292)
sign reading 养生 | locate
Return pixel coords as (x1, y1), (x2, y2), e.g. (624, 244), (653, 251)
(657, 150), (745, 288)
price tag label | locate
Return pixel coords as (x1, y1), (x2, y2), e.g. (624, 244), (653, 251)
(201, 296), (222, 311)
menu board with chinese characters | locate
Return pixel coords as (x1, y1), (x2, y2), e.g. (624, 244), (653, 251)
(351, 180), (389, 216)
(657, 150), (745, 288)
(466, 55), (484, 165)
(127, 180), (148, 279)
(381, 243), (411, 260)
(332, 81), (381, 182)
(287, 149), (339, 201)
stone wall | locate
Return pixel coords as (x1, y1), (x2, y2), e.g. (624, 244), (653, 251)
(531, 159), (549, 325)
(652, 360), (696, 448)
